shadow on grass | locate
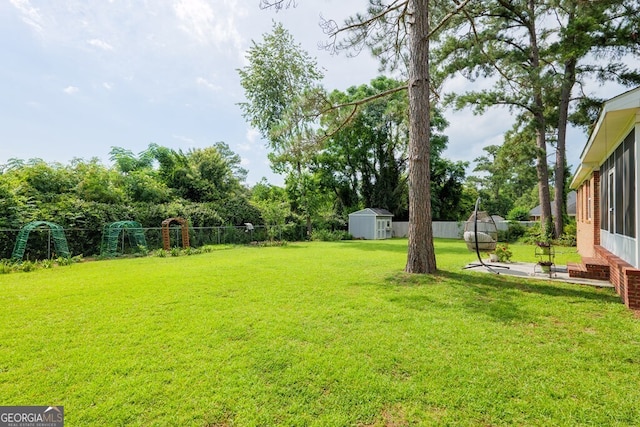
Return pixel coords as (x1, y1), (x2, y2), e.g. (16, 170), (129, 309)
(381, 272), (533, 323)
(375, 269), (622, 324)
(444, 270), (619, 302)
(339, 238), (471, 256)
(338, 240), (409, 253)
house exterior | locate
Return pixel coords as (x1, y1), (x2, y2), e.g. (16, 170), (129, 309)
(529, 191), (576, 221)
(348, 208), (393, 240)
(570, 86), (640, 310)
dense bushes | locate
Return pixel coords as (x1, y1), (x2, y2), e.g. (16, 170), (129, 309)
(506, 206), (531, 221)
(498, 221), (528, 243)
(310, 229), (352, 241)
(0, 148), (276, 259)
(516, 221), (577, 246)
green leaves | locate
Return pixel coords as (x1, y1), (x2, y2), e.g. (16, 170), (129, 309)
(0, 142), (253, 258)
(238, 22), (323, 149)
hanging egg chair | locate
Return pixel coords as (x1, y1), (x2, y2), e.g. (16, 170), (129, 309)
(463, 197), (508, 273)
(463, 210), (498, 252)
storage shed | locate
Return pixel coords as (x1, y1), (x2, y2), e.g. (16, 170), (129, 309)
(348, 208), (394, 240)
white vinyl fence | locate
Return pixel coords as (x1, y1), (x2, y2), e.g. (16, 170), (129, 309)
(392, 221), (537, 239)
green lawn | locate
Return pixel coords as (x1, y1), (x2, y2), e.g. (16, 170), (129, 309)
(1, 239), (639, 426)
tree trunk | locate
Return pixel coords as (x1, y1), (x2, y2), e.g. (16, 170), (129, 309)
(528, 0), (553, 239)
(405, 0), (437, 274)
(296, 161), (312, 238)
(554, 3), (578, 239)
(535, 120), (553, 238)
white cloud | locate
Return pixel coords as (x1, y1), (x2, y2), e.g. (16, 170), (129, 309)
(9, 0), (45, 33)
(173, 0), (215, 43)
(196, 77), (221, 92)
(63, 86), (79, 94)
(240, 156), (250, 167)
(87, 38), (114, 51)
(103, 82), (113, 90)
(246, 128), (259, 143)
(238, 128), (261, 151)
(172, 0), (245, 49)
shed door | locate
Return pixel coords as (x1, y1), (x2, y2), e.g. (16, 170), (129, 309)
(376, 219), (387, 239)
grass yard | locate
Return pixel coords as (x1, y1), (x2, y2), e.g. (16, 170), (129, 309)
(1, 239), (639, 426)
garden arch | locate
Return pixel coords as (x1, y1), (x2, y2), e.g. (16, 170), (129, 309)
(12, 221), (71, 260)
(161, 217), (190, 250)
(101, 221), (147, 257)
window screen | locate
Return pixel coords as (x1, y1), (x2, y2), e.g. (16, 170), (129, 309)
(623, 130), (635, 237)
(615, 143), (624, 234)
(600, 163), (607, 231)
(599, 129), (636, 237)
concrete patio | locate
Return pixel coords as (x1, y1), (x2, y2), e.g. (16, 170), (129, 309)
(465, 260), (614, 288)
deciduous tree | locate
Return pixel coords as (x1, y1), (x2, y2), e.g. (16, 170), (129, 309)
(258, 0), (473, 273)
(238, 22), (324, 237)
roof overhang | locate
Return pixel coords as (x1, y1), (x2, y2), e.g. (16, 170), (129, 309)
(570, 87), (640, 189)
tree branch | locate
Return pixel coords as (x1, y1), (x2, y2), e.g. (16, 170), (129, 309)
(313, 84), (408, 140)
(429, 0), (475, 39)
(259, 0), (297, 11)
(324, 1), (408, 40)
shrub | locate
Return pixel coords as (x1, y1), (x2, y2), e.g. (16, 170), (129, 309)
(522, 222), (545, 244)
(311, 229), (348, 242)
(507, 206), (532, 221)
(19, 261), (37, 272)
(494, 244), (512, 262)
(40, 259), (54, 269)
(0, 260), (14, 274)
(56, 257), (73, 266)
(257, 240), (288, 247)
(339, 231), (353, 240)
(498, 221), (527, 243)
(556, 221), (577, 247)
(183, 247), (201, 256)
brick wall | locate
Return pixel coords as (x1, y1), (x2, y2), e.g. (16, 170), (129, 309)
(595, 245), (640, 310)
(571, 170), (640, 310)
(575, 173), (598, 258)
(626, 269), (640, 310)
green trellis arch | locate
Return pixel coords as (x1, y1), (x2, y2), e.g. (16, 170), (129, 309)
(12, 221), (71, 260)
(100, 221), (147, 257)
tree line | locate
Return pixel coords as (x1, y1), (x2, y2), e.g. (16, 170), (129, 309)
(0, 102), (474, 259)
(0, 143), (263, 258)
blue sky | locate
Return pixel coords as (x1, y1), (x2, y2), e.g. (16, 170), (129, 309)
(0, 0), (628, 186)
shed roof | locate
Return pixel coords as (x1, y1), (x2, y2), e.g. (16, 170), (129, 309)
(349, 208), (394, 217)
